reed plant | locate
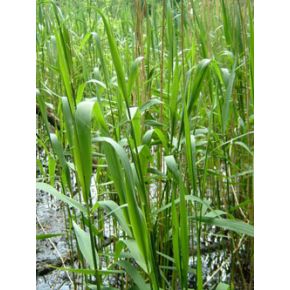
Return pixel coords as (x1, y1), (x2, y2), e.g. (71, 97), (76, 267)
(36, 0), (254, 289)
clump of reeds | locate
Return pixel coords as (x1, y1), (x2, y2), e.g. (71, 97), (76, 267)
(36, 0), (254, 289)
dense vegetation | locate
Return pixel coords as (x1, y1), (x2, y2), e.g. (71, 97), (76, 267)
(36, 0), (254, 289)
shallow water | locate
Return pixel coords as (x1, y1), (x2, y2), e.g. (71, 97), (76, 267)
(36, 188), (237, 289)
(36, 164), (250, 289)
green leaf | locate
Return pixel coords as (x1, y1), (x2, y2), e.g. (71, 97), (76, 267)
(140, 98), (163, 113)
(48, 156), (56, 186)
(234, 141), (253, 156)
(157, 195), (210, 214)
(187, 59), (211, 115)
(128, 56), (143, 96)
(96, 200), (132, 237)
(55, 30), (74, 111)
(100, 142), (127, 206)
(97, 10), (128, 102)
(92, 100), (109, 135)
(205, 210), (227, 218)
(216, 282), (230, 290)
(169, 59), (180, 139)
(94, 137), (150, 272)
(165, 155), (182, 182)
(222, 61), (236, 133)
(118, 239), (147, 273)
(156, 251), (175, 264)
(142, 128), (168, 153)
(61, 96), (74, 147)
(36, 182), (86, 214)
(118, 260), (150, 290)
(50, 133), (72, 191)
(73, 221), (99, 269)
(178, 59), (211, 145)
(220, 0), (232, 46)
(76, 83), (86, 104)
(74, 100), (95, 202)
(171, 193), (181, 277)
(36, 233), (62, 240)
(165, 155), (189, 287)
(86, 79), (107, 89)
(200, 217), (254, 237)
(36, 94), (51, 140)
(130, 107), (141, 146)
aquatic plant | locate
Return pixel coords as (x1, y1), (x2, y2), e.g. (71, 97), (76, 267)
(36, 0), (254, 289)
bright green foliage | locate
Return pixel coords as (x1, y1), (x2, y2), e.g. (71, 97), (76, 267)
(36, 0), (254, 289)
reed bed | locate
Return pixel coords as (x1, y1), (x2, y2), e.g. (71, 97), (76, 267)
(36, 0), (254, 289)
